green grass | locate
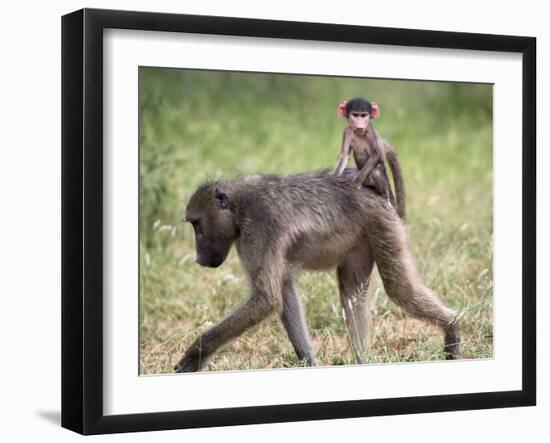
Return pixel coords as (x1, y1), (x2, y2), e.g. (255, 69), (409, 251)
(139, 68), (493, 374)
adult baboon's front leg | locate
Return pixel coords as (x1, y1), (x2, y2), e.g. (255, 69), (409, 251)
(175, 286), (281, 372)
(337, 242), (375, 364)
(281, 278), (315, 366)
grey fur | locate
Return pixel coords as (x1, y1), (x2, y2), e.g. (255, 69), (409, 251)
(175, 170), (458, 372)
(281, 278), (315, 365)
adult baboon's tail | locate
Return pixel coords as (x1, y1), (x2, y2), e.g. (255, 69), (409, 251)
(385, 149), (406, 221)
(365, 199), (460, 358)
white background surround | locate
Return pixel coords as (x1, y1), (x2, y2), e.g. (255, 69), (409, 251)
(0, 1), (546, 442)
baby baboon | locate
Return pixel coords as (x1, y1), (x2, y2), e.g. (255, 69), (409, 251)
(175, 171), (459, 372)
(334, 97), (406, 220)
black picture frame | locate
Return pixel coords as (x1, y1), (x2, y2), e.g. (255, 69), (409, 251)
(61, 8), (536, 435)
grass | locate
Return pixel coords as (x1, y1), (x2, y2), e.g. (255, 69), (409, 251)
(139, 68), (493, 374)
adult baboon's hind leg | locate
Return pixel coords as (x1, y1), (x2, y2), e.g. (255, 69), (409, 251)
(389, 287), (461, 360)
(366, 205), (460, 359)
(280, 277), (316, 366)
(379, 256), (460, 360)
(337, 242), (375, 364)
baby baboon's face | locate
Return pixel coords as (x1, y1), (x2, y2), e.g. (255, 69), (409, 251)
(348, 111), (370, 135)
(185, 184), (237, 268)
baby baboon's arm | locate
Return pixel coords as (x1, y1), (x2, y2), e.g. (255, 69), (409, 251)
(354, 129), (387, 189)
(334, 128), (353, 176)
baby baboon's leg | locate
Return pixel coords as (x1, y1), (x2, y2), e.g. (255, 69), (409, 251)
(175, 271), (283, 372)
(367, 166), (395, 208)
(281, 278), (315, 366)
(337, 243), (375, 364)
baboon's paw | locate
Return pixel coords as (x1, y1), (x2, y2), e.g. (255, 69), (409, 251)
(174, 359), (200, 373)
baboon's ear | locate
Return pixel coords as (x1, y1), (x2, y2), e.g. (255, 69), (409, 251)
(214, 187), (229, 209)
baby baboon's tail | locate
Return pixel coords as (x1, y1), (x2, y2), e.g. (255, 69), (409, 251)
(385, 148), (406, 221)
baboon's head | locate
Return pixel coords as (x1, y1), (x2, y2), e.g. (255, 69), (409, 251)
(338, 97), (380, 135)
(184, 182), (238, 268)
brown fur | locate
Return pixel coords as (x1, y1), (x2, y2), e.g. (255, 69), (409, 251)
(335, 120), (407, 220)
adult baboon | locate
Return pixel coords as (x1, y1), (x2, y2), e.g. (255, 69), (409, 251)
(175, 171), (459, 372)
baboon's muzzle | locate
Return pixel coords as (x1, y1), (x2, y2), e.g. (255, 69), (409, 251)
(196, 252), (225, 268)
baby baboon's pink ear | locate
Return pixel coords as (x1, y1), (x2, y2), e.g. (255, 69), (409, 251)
(371, 102), (380, 119)
(337, 100), (347, 118)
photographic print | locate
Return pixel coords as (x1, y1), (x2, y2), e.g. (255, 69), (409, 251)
(62, 9), (535, 433)
(138, 68), (493, 375)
